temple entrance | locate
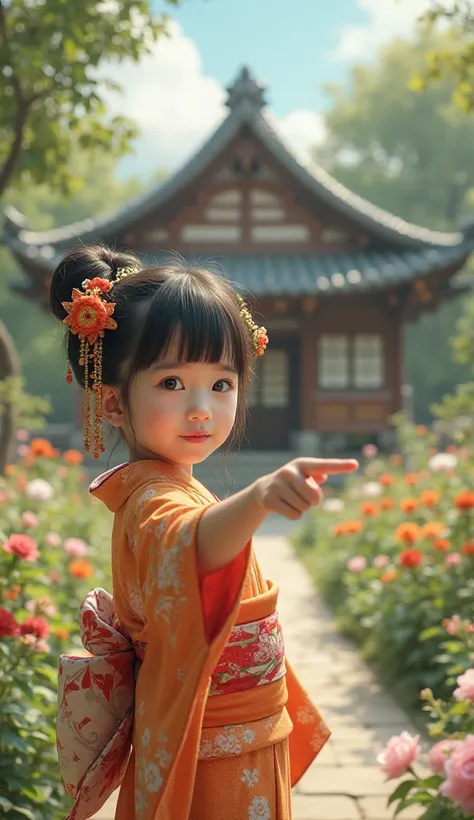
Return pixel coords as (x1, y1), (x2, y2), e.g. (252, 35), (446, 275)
(244, 338), (300, 449)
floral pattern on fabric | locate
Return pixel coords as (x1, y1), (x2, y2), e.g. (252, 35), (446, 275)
(198, 710), (291, 760)
(209, 611), (286, 696)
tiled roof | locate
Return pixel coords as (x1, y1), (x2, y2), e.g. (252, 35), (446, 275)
(136, 245), (474, 296)
(4, 67), (474, 260)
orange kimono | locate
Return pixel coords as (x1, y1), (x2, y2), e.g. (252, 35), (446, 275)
(88, 459), (329, 820)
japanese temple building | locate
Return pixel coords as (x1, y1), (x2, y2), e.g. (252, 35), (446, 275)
(4, 67), (474, 453)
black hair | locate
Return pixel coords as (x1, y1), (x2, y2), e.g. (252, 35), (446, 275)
(49, 242), (254, 452)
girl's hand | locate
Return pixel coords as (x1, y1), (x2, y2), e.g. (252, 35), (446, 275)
(251, 457), (358, 521)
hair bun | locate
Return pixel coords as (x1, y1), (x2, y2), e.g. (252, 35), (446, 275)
(49, 243), (142, 321)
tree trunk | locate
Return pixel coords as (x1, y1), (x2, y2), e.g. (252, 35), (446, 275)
(0, 320), (21, 474)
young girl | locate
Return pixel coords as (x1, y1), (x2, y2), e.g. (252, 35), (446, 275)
(52, 243), (358, 820)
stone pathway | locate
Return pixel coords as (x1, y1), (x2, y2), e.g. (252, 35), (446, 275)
(94, 520), (421, 819)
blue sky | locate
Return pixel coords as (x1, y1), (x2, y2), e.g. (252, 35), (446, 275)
(110, 0), (428, 175)
(169, 0), (364, 115)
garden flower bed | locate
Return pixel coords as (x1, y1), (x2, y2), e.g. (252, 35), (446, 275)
(293, 418), (474, 817)
(0, 435), (113, 819)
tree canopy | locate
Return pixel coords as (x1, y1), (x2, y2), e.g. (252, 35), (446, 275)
(0, 0), (177, 197)
(315, 29), (474, 423)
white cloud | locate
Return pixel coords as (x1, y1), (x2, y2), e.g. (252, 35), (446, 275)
(102, 22), (323, 177)
(332, 0), (431, 62)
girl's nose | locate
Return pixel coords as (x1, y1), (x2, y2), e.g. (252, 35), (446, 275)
(187, 396), (212, 420)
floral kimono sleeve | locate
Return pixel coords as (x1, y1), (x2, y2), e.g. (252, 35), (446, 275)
(127, 484), (249, 651)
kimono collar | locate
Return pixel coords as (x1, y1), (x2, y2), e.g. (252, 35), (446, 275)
(89, 460), (199, 514)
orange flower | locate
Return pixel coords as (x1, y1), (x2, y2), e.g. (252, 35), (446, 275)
(55, 628), (70, 640)
(421, 522), (446, 539)
(62, 290), (117, 345)
(360, 501), (379, 517)
(69, 560), (94, 579)
(416, 425), (428, 436)
(404, 473), (419, 487)
(63, 449), (84, 465)
(381, 570), (397, 583)
(395, 522), (421, 545)
(434, 538), (451, 552)
(380, 497), (395, 510)
(399, 548), (423, 568)
(420, 490), (441, 508)
(4, 585), (21, 601)
(462, 542), (474, 557)
(29, 437), (57, 459)
(380, 473), (394, 487)
(346, 520), (364, 534)
(455, 491), (474, 512)
(334, 520), (363, 536)
(400, 497), (419, 514)
(4, 464), (16, 476)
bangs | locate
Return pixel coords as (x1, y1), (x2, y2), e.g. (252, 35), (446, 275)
(128, 272), (248, 378)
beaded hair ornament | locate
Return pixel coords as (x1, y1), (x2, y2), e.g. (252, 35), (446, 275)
(62, 267), (268, 459)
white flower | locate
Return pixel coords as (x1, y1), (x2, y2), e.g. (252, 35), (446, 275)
(142, 728), (151, 746)
(198, 739), (214, 759)
(156, 749), (172, 769)
(361, 481), (382, 497)
(26, 479), (54, 502)
(144, 763), (163, 793)
(248, 795), (271, 820)
(241, 768), (259, 787)
(214, 732), (242, 755)
(322, 498), (345, 513)
(429, 452), (458, 472)
(242, 728), (256, 744)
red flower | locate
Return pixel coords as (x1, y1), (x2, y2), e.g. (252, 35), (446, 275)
(0, 607), (19, 637)
(399, 549), (423, 568)
(455, 491), (474, 512)
(86, 277), (112, 294)
(360, 501), (379, 517)
(462, 542), (474, 557)
(3, 534), (39, 561)
(20, 616), (50, 640)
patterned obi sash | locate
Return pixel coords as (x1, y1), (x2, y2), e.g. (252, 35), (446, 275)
(209, 610), (285, 696)
(203, 581), (289, 732)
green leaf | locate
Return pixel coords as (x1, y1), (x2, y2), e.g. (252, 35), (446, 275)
(388, 780), (418, 806)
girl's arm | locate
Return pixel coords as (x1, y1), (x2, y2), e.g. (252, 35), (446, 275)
(196, 456), (358, 573)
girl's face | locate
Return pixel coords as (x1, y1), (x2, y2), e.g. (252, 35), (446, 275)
(119, 344), (239, 472)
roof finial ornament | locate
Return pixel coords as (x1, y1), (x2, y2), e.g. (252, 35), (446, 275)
(226, 66), (267, 114)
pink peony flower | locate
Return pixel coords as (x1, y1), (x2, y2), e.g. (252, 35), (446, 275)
(3, 534), (39, 561)
(377, 732), (420, 780)
(63, 537), (89, 557)
(347, 556), (366, 572)
(429, 740), (460, 774)
(16, 429), (29, 442)
(374, 555), (390, 569)
(445, 615), (463, 635)
(17, 445), (29, 457)
(45, 532), (61, 548)
(454, 669), (474, 703)
(445, 553), (462, 567)
(25, 596), (57, 618)
(362, 444), (378, 459)
(441, 734), (474, 815)
(21, 511), (39, 529)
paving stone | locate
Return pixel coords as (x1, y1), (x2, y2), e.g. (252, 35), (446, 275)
(359, 795), (423, 819)
(298, 765), (390, 797)
(292, 794), (361, 819)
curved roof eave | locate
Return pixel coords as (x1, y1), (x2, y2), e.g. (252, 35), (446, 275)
(2, 86), (468, 253)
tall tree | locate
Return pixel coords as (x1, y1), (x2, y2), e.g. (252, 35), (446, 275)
(315, 30), (474, 423)
(416, 1), (474, 113)
(0, 0), (178, 470)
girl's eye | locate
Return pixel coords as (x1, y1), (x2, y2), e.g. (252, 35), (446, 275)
(160, 377), (184, 391)
(213, 380), (233, 393)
